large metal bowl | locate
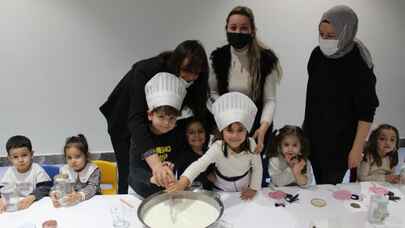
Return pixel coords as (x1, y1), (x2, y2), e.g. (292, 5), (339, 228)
(137, 190), (224, 228)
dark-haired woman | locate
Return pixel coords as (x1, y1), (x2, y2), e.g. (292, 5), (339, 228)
(100, 40), (210, 193)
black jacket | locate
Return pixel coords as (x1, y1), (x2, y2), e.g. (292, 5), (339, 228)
(100, 55), (171, 154)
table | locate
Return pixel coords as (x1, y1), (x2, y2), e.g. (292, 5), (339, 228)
(0, 195), (143, 228)
(0, 182), (404, 228)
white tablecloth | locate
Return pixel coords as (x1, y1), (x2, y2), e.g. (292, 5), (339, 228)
(0, 183), (404, 228)
(0, 195), (143, 228)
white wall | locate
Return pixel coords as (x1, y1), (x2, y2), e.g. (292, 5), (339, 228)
(1, 0), (404, 156)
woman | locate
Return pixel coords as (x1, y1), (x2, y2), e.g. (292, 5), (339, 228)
(303, 5), (379, 184)
(209, 6), (282, 185)
(100, 40), (210, 193)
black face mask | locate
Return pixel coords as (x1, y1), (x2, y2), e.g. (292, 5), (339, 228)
(226, 32), (252, 49)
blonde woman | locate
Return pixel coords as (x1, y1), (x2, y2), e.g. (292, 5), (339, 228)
(209, 6), (282, 185)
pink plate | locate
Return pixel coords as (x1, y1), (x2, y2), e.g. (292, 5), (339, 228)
(268, 191), (287, 200)
(369, 186), (389, 196)
(333, 189), (352, 200)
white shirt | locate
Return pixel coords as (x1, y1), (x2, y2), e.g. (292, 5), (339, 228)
(182, 138), (262, 191)
(209, 47), (280, 124)
(269, 155), (313, 187)
(0, 163), (51, 190)
(357, 155), (395, 182)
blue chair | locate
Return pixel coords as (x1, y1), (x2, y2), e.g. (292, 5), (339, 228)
(41, 164), (60, 180)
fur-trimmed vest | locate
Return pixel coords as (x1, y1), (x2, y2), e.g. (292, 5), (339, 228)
(210, 45), (278, 111)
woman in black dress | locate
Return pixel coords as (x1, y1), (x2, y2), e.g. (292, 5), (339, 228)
(303, 5), (379, 184)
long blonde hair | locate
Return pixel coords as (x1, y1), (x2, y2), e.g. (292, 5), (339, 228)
(226, 6), (282, 102)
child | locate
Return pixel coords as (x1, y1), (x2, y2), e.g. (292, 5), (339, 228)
(168, 92), (263, 200)
(176, 118), (214, 190)
(129, 72), (187, 198)
(50, 134), (100, 207)
(268, 125), (313, 187)
(0, 135), (51, 213)
(357, 124), (400, 183)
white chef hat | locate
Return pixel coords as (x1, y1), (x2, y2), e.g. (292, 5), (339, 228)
(145, 72), (187, 111)
(212, 92), (258, 131)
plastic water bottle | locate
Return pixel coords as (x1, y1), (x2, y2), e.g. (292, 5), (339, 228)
(0, 183), (19, 212)
(367, 194), (389, 224)
(51, 173), (73, 206)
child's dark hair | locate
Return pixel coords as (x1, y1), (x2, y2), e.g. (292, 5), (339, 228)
(64, 134), (90, 161)
(6, 135), (32, 154)
(364, 124), (399, 169)
(151, 105), (180, 117)
(184, 117), (210, 151)
(268, 125), (310, 159)
(214, 123), (252, 158)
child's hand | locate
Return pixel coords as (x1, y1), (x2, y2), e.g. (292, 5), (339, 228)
(150, 174), (176, 188)
(18, 195), (36, 210)
(285, 153), (299, 167)
(386, 175), (400, 184)
(165, 182), (185, 193)
(287, 159), (297, 168)
(151, 165), (176, 188)
(166, 176), (190, 193)
(50, 191), (62, 208)
(63, 192), (82, 206)
(292, 159), (306, 175)
(0, 198), (6, 213)
(207, 171), (217, 183)
(162, 161), (175, 170)
(240, 187), (257, 200)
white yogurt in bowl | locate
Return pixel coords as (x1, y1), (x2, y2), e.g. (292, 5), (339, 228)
(138, 191), (224, 228)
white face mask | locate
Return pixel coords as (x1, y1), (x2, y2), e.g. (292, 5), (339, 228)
(319, 37), (339, 56)
(180, 77), (194, 88)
